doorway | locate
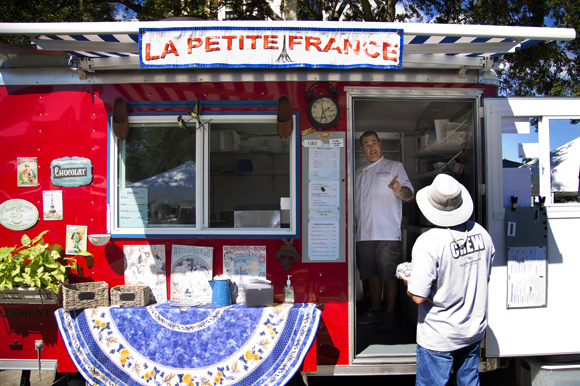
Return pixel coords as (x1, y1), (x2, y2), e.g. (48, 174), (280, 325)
(349, 90), (479, 359)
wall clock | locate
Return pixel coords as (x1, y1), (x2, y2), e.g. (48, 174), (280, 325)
(306, 94), (341, 129)
(305, 82), (341, 129)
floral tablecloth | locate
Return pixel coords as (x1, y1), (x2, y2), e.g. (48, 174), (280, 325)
(55, 302), (320, 386)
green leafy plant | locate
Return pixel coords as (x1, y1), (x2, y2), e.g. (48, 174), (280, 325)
(0, 231), (81, 294)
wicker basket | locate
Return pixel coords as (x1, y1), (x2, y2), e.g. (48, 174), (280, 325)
(110, 285), (151, 307)
(62, 282), (110, 311)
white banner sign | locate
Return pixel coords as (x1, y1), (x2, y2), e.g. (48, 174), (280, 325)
(139, 27), (403, 69)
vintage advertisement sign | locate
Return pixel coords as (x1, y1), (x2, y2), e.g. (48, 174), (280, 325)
(17, 157), (38, 187)
(139, 27), (403, 69)
(50, 157), (93, 187)
(124, 244), (167, 303)
(0, 199), (39, 230)
(223, 245), (266, 303)
(65, 225), (88, 255)
(170, 245), (213, 303)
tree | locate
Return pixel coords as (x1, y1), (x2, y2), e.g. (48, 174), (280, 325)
(400, 0), (580, 97)
(0, 0), (577, 98)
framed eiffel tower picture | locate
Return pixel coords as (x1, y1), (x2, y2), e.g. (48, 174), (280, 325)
(42, 190), (63, 220)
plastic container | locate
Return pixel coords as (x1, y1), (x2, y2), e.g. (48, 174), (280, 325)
(245, 281), (273, 307)
(284, 275), (294, 304)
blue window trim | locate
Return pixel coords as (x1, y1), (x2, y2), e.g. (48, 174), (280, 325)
(108, 102), (300, 239)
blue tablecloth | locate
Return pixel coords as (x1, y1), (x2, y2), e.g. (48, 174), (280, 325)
(55, 302), (320, 386)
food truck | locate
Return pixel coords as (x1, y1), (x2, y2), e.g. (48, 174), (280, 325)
(0, 20), (579, 386)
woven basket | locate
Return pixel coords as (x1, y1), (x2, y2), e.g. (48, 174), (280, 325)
(110, 285), (151, 307)
(62, 282), (110, 311)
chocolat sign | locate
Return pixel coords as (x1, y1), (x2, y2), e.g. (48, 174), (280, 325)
(139, 26), (403, 70)
(50, 157), (93, 187)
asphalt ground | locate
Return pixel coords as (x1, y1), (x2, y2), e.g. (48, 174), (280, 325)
(0, 364), (518, 386)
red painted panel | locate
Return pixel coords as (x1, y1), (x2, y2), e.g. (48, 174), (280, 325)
(0, 304), (59, 361)
(0, 79), (496, 371)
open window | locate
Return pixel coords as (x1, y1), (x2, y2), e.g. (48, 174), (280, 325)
(109, 112), (298, 237)
(502, 117), (580, 208)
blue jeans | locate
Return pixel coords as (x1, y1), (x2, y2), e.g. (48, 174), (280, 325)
(416, 340), (482, 386)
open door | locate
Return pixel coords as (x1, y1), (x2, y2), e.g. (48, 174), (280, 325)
(484, 97), (580, 357)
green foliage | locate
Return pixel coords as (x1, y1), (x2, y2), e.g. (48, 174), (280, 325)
(0, 0), (117, 43)
(401, 0), (580, 98)
(0, 0), (578, 97)
(0, 231), (81, 294)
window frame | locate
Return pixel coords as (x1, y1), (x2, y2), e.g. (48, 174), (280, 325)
(108, 111), (299, 238)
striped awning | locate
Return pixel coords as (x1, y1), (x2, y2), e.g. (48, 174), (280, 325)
(31, 32), (540, 59)
(0, 20), (575, 70)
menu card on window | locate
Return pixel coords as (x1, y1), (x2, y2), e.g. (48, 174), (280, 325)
(119, 188), (148, 227)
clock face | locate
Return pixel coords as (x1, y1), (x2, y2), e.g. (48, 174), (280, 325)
(307, 95), (340, 129)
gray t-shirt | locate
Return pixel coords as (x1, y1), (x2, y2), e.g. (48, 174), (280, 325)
(408, 221), (495, 351)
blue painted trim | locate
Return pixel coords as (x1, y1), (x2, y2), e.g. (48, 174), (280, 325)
(107, 113), (111, 217)
(111, 233), (296, 239)
(99, 34), (120, 43)
(409, 35), (430, 44)
(109, 102), (300, 239)
(44, 35), (64, 41)
(70, 34), (90, 42)
(293, 111), (300, 238)
(440, 36), (460, 44)
(126, 100), (278, 109)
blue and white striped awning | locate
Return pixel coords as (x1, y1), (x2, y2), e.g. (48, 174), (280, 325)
(31, 33), (542, 59)
(0, 20), (575, 70)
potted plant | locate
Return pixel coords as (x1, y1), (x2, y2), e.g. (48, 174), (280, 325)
(0, 231), (87, 303)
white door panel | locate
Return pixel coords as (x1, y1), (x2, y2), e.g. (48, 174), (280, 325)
(484, 97), (580, 357)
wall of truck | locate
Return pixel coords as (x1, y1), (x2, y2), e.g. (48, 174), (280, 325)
(0, 79), (497, 372)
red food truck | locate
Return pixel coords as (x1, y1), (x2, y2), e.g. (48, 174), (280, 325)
(0, 20), (579, 386)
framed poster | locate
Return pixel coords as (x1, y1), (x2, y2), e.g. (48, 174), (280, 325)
(43, 191), (63, 220)
(170, 245), (213, 303)
(65, 225), (88, 255)
(17, 157), (38, 187)
(123, 244), (167, 303)
(223, 245), (266, 303)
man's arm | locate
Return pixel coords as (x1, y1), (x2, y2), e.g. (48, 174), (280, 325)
(398, 186), (414, 201)
(388, 175), (414, 201)
(407, 290), (427, 304)
(400, 273), (427, 304)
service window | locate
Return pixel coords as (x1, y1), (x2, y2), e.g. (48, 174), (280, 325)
(502, 117), (580, 206)
(110, 114), (298, 237)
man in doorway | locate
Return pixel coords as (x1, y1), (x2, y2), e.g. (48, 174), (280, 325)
(400, 174), (495, 386)
(355, 130), (414, 333)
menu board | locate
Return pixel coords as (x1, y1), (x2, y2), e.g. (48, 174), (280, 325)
(301, 131), (345, 262)
(119, 188), (148, 227)
(505, 207), (548, 308)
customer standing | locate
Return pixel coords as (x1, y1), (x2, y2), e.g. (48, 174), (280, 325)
(355, 130), (414, 332)
(400, 174), (495, 386)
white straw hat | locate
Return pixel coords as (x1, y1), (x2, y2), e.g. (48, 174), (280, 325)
(416, 174), (473, 227)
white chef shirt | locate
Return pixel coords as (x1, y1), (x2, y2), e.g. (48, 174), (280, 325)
(355, 156), (413, 241)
